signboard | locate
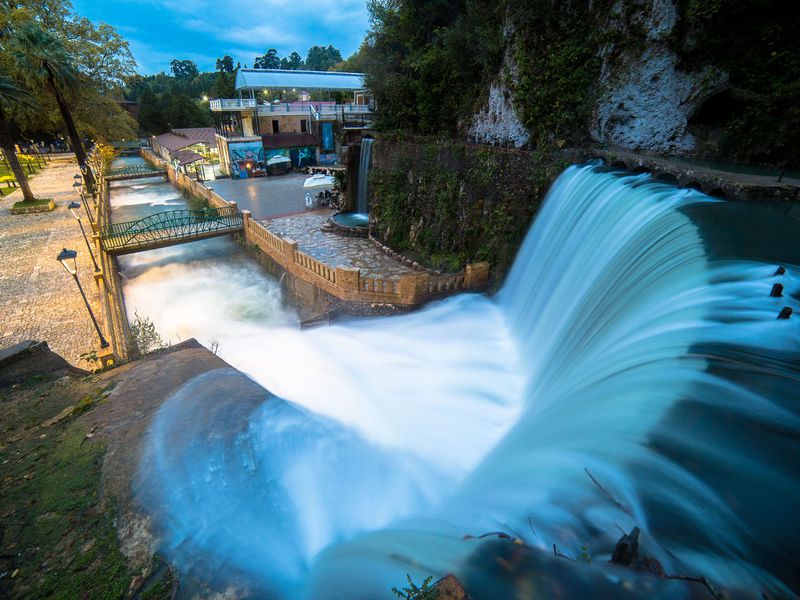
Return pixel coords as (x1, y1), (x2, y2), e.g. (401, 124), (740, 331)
(229, 141), (265, 179)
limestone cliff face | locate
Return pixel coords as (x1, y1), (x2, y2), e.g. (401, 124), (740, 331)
(468, 45), (530, 149)
(590, 0), (728, 153)
(469, 0), (729, 155)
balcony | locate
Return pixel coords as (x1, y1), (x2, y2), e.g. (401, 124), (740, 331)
(210, 99), (373, 118)
(209, 98), (257, 111)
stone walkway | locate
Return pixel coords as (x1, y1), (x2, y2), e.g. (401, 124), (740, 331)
(263, 212), (416, 279)
(0, 155), (105, 368)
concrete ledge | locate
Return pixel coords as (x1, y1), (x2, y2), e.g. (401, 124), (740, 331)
(568, 148), (800, 203)
(10, 199), (56, 214)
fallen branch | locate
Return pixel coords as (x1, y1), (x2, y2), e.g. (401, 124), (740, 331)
(584, 467), (630, 515)
(664, 574), (724, 600)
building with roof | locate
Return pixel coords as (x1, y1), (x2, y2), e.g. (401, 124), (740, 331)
(209, 69), (373, 178)
(150, 127), (219, 177)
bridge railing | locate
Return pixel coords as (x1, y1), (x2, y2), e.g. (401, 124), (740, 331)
(100, 206), (243, 252)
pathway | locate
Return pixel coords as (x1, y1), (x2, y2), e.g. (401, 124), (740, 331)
(264, 212), (417, 279)
(0, 155), (105, 368)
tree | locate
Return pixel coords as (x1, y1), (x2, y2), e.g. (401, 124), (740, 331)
(280, 52), (304, 70)
(334, 44), (367, 72)
(210, 71), (235, 99)
(215, 55), (234, 73)
(254, 49), (280, 69)
(0, 76), (38, 202)
(2, 2), (137, 145)
(12, 23), (96, 191)
(170, 59), (198, 79)
(305, 45), (343, 71)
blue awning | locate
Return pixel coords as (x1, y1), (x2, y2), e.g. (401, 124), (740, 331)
(235, 69), (366, 92)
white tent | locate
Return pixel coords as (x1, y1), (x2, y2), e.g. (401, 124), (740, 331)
(303, 174), (335, 189)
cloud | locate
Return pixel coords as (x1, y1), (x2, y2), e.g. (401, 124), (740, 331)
(72, 0), (370, 74)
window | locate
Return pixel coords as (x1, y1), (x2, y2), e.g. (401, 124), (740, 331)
(272, 120), (279, 133)
(300, 119), (307, 133)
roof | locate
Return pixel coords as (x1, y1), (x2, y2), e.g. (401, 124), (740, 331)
(172, 149), (204, 165)
(261, 133), (319, 149)
(152, 128), (217, 152)
(236, 69), (365, 92)
(171, 127), (217, 147)
(152, 133), (194, 152)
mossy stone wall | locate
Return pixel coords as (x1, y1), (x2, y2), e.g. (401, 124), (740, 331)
(369, 136), (567, 284)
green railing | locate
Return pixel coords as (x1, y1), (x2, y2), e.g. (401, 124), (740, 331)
(100, 206), (243, 253)
(106, 164), (166, 180)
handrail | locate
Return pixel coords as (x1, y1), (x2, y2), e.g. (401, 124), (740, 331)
(100, 206), (242, 251)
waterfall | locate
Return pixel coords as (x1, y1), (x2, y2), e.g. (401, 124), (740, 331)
(134, 162), (799, 599)
(356, 138), (374, 215)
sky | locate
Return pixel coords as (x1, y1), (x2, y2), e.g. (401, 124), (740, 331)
(71, 0), (371, 75)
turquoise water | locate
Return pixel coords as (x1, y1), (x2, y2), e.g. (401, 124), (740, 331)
(333, 211), (369, 228)
(134, 163), (799, 598)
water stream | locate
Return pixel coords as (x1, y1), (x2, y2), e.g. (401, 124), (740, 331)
(115, 159), (799, 598)
(356, 138), (374, 215)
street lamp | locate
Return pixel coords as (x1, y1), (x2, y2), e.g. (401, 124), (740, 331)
(72, 180), (94, 222)
(67, 201), (100, 272)
(56, 248), (109, 349)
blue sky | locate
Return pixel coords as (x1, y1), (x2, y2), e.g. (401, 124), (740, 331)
(71, 0), (371, 74)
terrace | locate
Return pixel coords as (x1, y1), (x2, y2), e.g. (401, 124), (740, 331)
(210, 68), (374, 140)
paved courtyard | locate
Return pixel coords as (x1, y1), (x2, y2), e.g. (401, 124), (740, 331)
(0, 155), (105, 368)
(210, 173), (312, 218)
(264, 212), (417, 279)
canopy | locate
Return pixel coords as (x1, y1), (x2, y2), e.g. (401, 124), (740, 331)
(303, 174), (335, 189)
(236, 69), (366, 92)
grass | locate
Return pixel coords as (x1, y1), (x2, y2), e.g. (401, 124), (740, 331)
(0, 155), (46, 197)
(11, 197), (53, 207)
(0, 374), (143, 599)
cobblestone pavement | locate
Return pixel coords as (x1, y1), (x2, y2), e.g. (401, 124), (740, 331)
(263, 212), (416, 279)
(0, 155), (105, 368)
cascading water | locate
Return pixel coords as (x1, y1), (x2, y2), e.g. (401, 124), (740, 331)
(356, 137), (374, 215)
(132, 162), (799, 599)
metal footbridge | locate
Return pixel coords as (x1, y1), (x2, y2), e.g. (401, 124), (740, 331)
(100, 206), (243, 255)
(106, 164), (167, 181)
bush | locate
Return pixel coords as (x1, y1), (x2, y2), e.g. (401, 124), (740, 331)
(130, 311), (167, 357)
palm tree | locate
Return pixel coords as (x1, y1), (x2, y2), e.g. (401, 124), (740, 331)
(11, 23), (95, 192)
(0, 75), (37, 202)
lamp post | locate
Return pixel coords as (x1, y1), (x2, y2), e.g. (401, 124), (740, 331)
(72, 180), (94, 223)
(67, 201), (100, 272)
(56, 248), (108, 349)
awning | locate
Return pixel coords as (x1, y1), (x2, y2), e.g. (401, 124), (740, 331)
(236, 69), (365, 92)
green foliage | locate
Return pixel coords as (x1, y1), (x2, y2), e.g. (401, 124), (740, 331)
(305, 45), (343, 71)
(254, 48), (281, 69)
(216, 55), (235, 73)
(280, 51), (304, 70)
(672, 0), (800, 166)
(170, 58), (199, 79)
(1, 2), (137, 143)
(363, 0), (504, 134)
(510, 0), (611, 147)
(370, 137), (564, 281)
(127, 73), (215, 134)
(130, 311), (167, 356)
(392, 574), (438, 600)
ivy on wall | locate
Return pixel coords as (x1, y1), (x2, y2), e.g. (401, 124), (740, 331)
(369, 136), (566, 282)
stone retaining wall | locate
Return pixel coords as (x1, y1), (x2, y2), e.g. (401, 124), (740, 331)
(94, 175), (136, 363)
